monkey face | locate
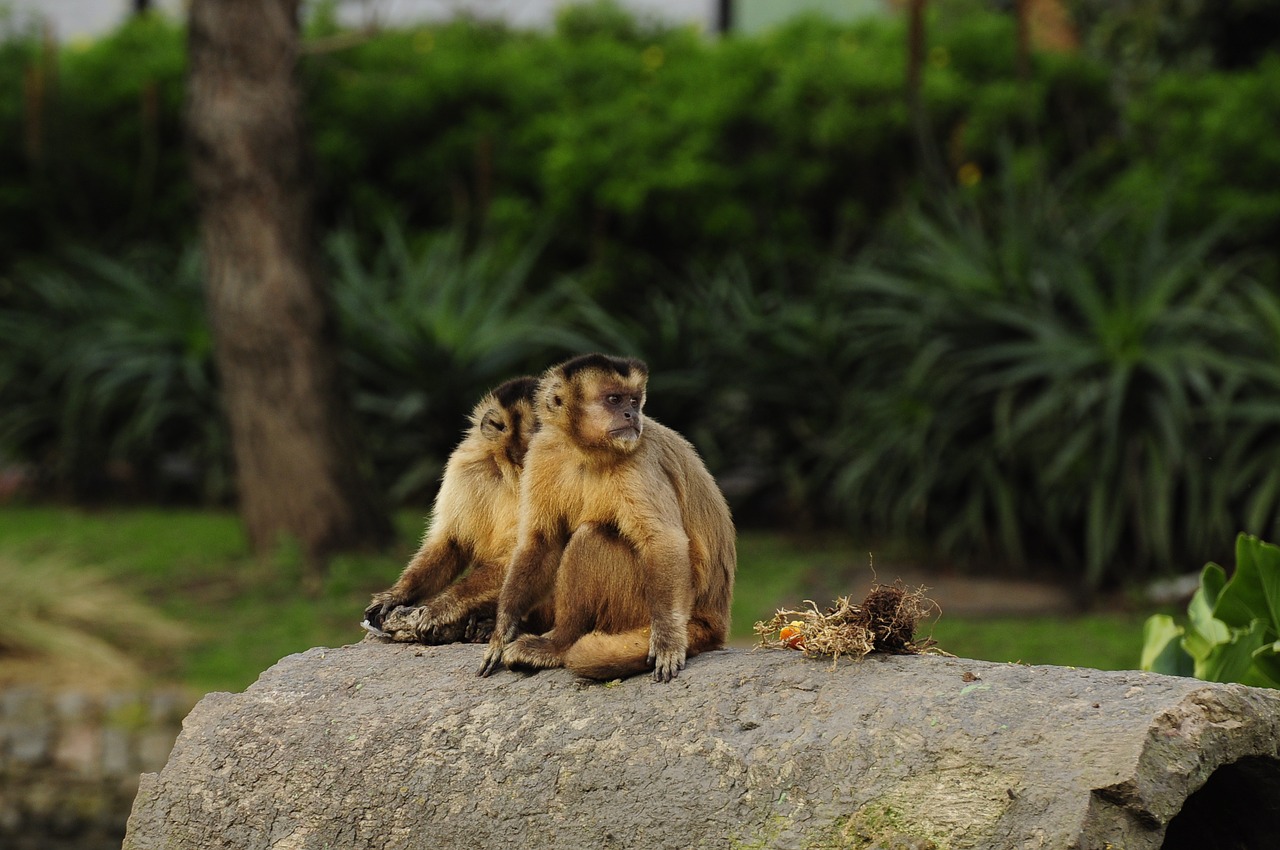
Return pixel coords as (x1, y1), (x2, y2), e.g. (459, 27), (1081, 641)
(539, 354), (650, 454)
(591, 383), (645, 449)
(540, 381), (645, 452)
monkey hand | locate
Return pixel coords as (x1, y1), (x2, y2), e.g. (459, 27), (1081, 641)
(648, 633), (688, 683)
(478, 636), (507, 677)
(414, 598), (473, 645)
(478, 617), (519, 677)
(363, 590), (410, 630)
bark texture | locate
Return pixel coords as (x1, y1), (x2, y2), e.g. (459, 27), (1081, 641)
(125, 642), (1280, 850)
(186, 0), (392, 562)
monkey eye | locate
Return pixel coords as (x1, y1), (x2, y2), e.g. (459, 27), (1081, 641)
(606, 394), (621, 405)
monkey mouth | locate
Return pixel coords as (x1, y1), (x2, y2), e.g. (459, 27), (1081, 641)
(609, 426), (641, 441)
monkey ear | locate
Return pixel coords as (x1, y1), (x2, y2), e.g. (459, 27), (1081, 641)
(540, 376), (566, 413)
(480, 409), (506, 438)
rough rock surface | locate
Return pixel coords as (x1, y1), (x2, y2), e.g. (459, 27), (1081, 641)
(124, 641), (1280, 850)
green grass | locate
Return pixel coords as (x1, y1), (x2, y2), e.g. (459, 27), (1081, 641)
(0, 507), (1152, 693)
(927, 614), (1146, 671)
(731, 529), (1150, 671)
(0, 506), (420, 692)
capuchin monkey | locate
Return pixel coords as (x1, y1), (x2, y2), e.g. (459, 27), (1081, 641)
(479, 354), (736, 682)
(363, 376), (542, 644)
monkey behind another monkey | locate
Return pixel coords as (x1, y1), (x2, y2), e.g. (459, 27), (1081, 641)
(363, 376), (541, 643)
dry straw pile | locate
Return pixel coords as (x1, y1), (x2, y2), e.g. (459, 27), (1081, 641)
(754, 582), (943, 661)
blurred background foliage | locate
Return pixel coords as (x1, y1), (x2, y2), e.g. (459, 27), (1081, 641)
(2, 0), (1280, 591)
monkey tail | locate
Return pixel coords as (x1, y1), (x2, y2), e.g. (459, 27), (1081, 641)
(563, 619), (726, 681)
(563, 629), (651, 681)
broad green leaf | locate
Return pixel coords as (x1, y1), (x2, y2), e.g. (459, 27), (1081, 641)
(1199, 562), (1227, 610)
(1253, 536), (1280, 628)
(1183, 570), (1232, 660)
(1214, 534), (1280, 630)
(1250, 640), (1280, 688)
(1141, 614), (1194, 677)
(1194, 620), (1270, 685)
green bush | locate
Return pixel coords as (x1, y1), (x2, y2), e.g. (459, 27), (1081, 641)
(636, 174), (1280, 585)
(299, 9), (1119, 285)
(326, 223), (618, 501)
(0, 227), (623, 505)
(4, 182), (1278, 588)
(635, 259), (872, 521)
(1073, 0), (1280, 79)
(0, 246), (226, 501)
(1111, 56), (1280, 250)
(3, 5), (1280, 589)
(0, 10), (43, 263)
(0, 13), (190, 263)
(6, 2), (1280, 286)
(1142, 534), (1280, 688)
(0, 5), (1126, 283)
(837, 186), (1280, 584)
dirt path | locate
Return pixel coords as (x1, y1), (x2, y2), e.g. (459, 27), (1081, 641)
(801, 561), (1079, 618)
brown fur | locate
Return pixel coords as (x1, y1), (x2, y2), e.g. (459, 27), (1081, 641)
(478, 354), (736, 682)
(363, 377), (541, 643)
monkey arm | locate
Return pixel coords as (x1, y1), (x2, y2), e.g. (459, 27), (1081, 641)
(478, 534), (564, 677)
(364, 535), (469, 629)
(417, 559), (504, 630)
(636, 526), (694, 683)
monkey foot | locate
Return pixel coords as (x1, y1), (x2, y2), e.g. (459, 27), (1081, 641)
(464, 613), (496, 643)
(380, 605), (470, 645)
(503, 634), (566, 671)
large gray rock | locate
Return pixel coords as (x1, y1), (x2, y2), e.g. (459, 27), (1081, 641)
(124, 641), (1280, 850)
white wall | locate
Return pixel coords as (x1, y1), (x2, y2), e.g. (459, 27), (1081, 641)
(9, 0), (718, 41)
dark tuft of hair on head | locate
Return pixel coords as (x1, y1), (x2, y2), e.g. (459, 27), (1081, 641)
(558, 353), (649, 382)
(492, 376), (538, 408)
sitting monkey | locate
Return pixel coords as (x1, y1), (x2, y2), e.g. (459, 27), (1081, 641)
(363, 376), (542, 643)
(479, 354), (736, 682)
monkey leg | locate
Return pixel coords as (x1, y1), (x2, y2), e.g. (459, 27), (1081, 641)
(501, 633), (567, 671)
(685, 613), (728, 656)
(501, 524), (639, 672)
(480, 535), (565, 677)
(563, 619), (721, 682)
(463, 610), (497, 643)
(549, 523), (668, 681)
(557, 526), (721, 681)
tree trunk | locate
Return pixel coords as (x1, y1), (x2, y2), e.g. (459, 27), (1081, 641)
(125, 643), (1280, 850)
(715, 0), (733, 35)
(186, 0), (392, 566)
(1015, 0), (1032, 81)
(904, 0), (946, 189)
(905, 0), (927, 103)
